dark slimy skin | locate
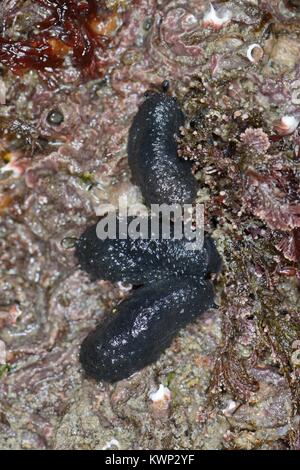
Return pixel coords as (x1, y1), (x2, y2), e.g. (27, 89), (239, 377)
(75, 216), (222, 284)
(78, 89), (222, 383)
(80, 278), (215, 382)
(127, 93), (198, 206)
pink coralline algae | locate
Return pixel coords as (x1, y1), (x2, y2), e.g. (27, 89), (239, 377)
(240, 128), (271, 155)
(245, 168), (300, 262)
(245, 169), (300, 232)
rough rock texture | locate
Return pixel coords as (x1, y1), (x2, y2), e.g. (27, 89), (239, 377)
(0, 0), (300, 449)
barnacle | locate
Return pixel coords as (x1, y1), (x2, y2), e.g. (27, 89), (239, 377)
(274, 116), (300, 136)
(149, 384), (172, 418)
(246, 43), (264, 64)
(203, 3), (232, 31)
(0, 339), (6, 365)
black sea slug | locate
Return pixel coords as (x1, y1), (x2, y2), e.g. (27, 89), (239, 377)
(75, 216), (221, 284)
(80, 278), (215, 383)
(77, 90), (221, 383)
(127, 92), (198, 206)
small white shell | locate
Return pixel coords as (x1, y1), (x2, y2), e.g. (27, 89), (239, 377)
(116, 281), (133, 293)
(0, 339), (6, 365)
(247, 43), (264, 63)
(102, 439), (121, 450)
(0, 78), (6, 105)
(274, 115), (300, 136)
(203, 3), (232, 30)
(149, 384), (171, 403)
(291, 79), (300, 105)
(222, 400), (239, 417)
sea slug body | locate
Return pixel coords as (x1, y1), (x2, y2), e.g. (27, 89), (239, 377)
(80, 278), (215, 382)
(77, 90), (222, 383)
(127, 92), (198, 206)
(75, 216), (222, 284)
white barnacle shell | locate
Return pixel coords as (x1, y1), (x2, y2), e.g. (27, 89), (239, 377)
(274, 115), (300, 136)
(149, 384), (171, 403)
(102, 438), (121, 450)
(247, 43), (264, 63)
(0, 78), (6, 105)
(149, 384), (172, 418)
(203, 3), (232, 30)
(0, 339), (7, 365)
(222, 400), (239, 417)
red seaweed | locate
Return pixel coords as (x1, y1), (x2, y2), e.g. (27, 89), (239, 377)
(0, 37), (67, 72)
(0, 0), (120, 79)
